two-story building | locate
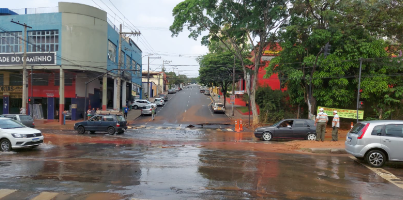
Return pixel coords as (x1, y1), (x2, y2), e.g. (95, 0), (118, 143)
(0, 2), (142, 122)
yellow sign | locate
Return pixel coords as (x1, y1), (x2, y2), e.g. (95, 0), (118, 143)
(317, 106), (364, 120)
(0, 86), (22, 93)
(263, 50), (280, 55)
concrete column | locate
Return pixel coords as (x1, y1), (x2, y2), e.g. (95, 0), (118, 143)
(122, 80), (126, 108)
(59, 68), (65, 124)
(102, 75), (107, 110)
(113, 78), (118, 110)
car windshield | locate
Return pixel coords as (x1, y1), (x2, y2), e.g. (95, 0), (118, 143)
(0, 119), (25, 129)
(19, 115), (33, 120)
(216, 104), (224, 107)
(116, 115), (126, 122)
(271, 121), (283, 127)
(144, 105), (151, 109)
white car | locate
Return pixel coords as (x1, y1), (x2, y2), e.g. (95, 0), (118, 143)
(0, 118), (44, 151)
(132, 99), (149, 109)
(212, 103), (225, 113)
(154, 98), (165, 106)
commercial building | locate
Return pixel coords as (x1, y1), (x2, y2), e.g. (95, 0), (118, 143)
(0, 2), (142, 121)
(141, 71), (166, 98)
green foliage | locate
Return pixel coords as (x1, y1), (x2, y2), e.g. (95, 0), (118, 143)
(266, 0), (403, 119)
(255, 87), (296, 123)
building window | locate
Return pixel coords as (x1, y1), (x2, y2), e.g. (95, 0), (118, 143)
(131, 60), (137, 76)
(137, 63), (141, 77)
(126, 55), (130, 69)
(33, 73), (49, 86)
(0, 32), (23, 53)
(55, 73), (73, 86)
(28, 30), (59, 52)
(108, 40), (116, 63)
(0, 74), (3, 86)
(9, 74), (22, 86)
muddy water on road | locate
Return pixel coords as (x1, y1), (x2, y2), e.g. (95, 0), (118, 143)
(1, 129), (402, 199)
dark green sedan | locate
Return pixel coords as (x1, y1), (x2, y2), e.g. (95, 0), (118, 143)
(74, 114), (127, 135)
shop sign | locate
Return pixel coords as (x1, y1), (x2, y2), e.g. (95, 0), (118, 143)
(71, 104), (77, 109)
(317, 106), (364, 120)
(0, 86), (22, 93)
(235, 90), (245, 94)
(0, 52), (56, 66)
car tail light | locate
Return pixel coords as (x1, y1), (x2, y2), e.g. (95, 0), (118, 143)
(32, 122), (35, 125)
(357, 123), (370, 139)
(116, 123), (120, 127)
(150, 109), (152, 111)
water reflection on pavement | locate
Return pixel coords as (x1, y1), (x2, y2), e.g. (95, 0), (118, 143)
(0, 128), (402, 200)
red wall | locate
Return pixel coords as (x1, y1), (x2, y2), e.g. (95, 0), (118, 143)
(28, 72), (76, 98)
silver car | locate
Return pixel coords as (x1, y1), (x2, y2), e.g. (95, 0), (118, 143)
(141, 105), (154, 116)
(345, 120), (403, 168)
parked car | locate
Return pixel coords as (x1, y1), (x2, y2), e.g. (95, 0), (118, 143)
(145, 100), (157, 108)
(131, 99), (149, 109)
(200, 89), (205, 93)
(0, 117), (43, 151)
(159, 94), (168, 101)
(74, 114), (127, 135)
(204, 90), (210, 95)
(0, 114), (35, 128)
(141, 105), (155, 116)
(211, 103), (225, 113)
(154, 98), (165, 106)
(168, 89), (176, 94)
(254, 119), (317, 141)
(345, 120), (403, 168)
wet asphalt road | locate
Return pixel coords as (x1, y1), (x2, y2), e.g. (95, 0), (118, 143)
(1, 85), (403, 199)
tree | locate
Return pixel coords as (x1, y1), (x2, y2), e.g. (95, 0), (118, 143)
(198, 49), (246, 107)
(170, 0), (290, 125)
(266, 0), (403, 119)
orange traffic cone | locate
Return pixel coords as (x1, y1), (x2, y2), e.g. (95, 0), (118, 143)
(235, 119), (239, 132)
(351, 122), (354, 130)
(239, 119), (243, 131)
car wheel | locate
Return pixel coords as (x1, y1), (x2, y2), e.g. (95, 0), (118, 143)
(262, 132), (273, 141)
(108, 127), (115, 135)
(77, 126), (85, 134)
(0, 139), (12, 151)
(90, 131), (96, 134)
(366, 150), (386, 168)
(306, 133), (316, 141)
(134, 105), (138, 109)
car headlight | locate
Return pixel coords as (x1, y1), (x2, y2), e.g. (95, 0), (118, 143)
(12, 133), (27, 138)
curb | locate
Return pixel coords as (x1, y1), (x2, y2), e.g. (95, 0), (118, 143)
(302, 148), (348, 154)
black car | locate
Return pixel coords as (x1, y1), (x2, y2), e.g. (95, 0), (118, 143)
(159, 94), (168, 101)
(254, 119), (316, 141)
(74, 114), (127, 135)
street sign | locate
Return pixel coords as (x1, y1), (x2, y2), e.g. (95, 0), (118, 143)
(230, 95), (235, 104)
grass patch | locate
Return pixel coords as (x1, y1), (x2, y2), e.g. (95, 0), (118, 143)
(236, 106), (249, 113)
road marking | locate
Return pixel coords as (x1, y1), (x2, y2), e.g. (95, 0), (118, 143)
(31, 192), (59, 200)
(226, 128), (233, 131)
(185, 110), (187, 112)
(0, 189), (16, 199)
(216, 129), (222, 131)
(206, 129), (212, 131)
(156, 127), (162, 129)
(176, 127), (181, 130)
(350, 156), (403, 190)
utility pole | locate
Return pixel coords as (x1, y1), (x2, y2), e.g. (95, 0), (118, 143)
(356, 58), (362, 123)
(11, 20), (31, 114)
(116, 24), (141, 110)
(232, 55), (235, 116)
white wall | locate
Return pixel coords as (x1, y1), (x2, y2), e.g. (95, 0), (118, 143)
(76, 73), (101, 97)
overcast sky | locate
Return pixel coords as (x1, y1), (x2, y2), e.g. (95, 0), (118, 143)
(3, 0), (207, 77)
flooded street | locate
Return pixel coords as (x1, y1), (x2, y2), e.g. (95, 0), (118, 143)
(1, 128), (403, 200)
(1, 87), (403, 199)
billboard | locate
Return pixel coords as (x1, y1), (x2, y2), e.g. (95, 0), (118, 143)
(317, 106), (364, 120)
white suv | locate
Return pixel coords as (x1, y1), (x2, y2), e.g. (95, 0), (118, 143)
(154, 98), (165, 106)
(0, 118), (44, 151)
(131, 99), (148, 109)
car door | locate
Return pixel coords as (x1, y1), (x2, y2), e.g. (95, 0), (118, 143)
(273, 120), (294, 138)
(87, 116), (102, 131)
(102, 116), (114, 131)
(381, 124), (403, 161)
(292, 120), (310, 138)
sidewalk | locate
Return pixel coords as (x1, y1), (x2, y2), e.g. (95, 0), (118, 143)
(34, 109), (141, 131)
(210, 94), (251, 122)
